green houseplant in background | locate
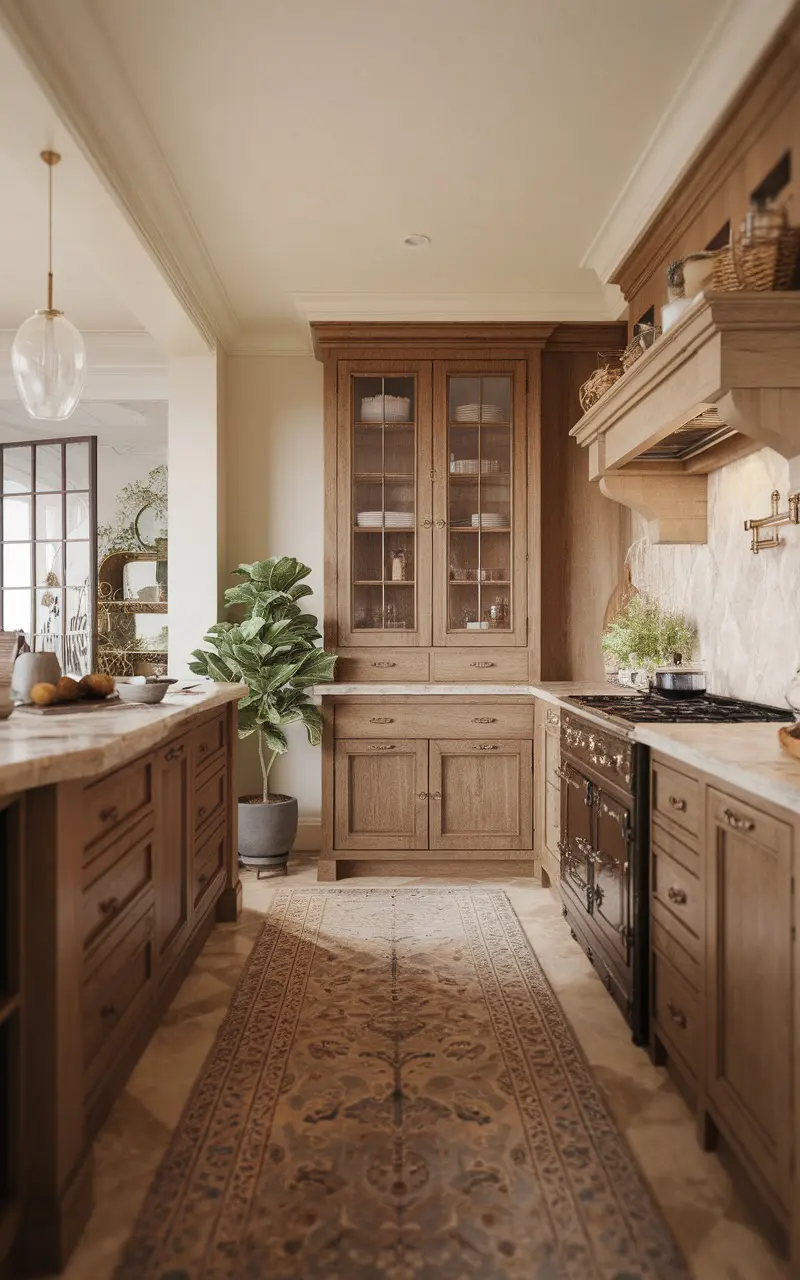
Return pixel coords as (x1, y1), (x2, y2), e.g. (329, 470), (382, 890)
(601, 594), (697, 674)
(190, 556), (336, 876)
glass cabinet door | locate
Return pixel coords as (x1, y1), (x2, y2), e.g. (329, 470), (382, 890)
(339, 365), (432, 646)
(433, 363), (527, 646)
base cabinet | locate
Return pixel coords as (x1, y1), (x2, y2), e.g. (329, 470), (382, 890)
(650, 754), (799, 1261)
(325, 700), (534, 873)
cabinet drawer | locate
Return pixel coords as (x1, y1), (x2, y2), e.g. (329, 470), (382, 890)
(652, 949), (699, 1079)
(652, 759), (701, 842)
(708, 787), (790, 850)
(651, 911), (700, 991)
(194, 821), (226, 909)
(335, 702), (533, 739)
(651, 821), (699, 874)
(193, 765), (226, 837)
(335, 649), (430, 682)
(432, 650), (529, 683)
(83, 756), (153, 856)
(82, 820), (154, 949)
(83, 905), (154, 1081)
(192, 712), (226, 777)
(652, 847), (702, 943)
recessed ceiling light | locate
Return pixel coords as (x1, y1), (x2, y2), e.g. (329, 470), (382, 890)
(403, 233), (431, 247)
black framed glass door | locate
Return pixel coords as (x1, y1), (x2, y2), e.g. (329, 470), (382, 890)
(0, 437), (97, 675)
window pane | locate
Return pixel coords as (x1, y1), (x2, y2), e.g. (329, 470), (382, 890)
(66, 541), (90, 587)
(3, 543), (31, 589)
(66, 442), (90, 491)
(36, 542), (63, 587)
(3, 448), (32, 495)
(65, 586), (91, 636)
(66, 492), (90, 539)
(36, 493), (62, 541)
(35, 444), (62, 492)
(37, 586), (62, 638)
(4, 495), (31, 541)
(3, 589), (31, 636)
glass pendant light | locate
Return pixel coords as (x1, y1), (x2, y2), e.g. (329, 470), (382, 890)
(12, 150), (86, 422)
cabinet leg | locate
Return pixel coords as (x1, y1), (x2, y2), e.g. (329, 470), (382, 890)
(215, 878), (243, 922)
(540, 866), (551, 889)
(650, 1032), (668, 1068)
(317, 859), (339, 882)
(696, 1105), (718, 1152)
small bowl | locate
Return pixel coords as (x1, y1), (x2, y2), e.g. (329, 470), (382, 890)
(115, 677), (178, 705)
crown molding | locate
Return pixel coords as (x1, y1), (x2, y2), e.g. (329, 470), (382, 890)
(582, 0), (797, 285)
(295, 289), (623, 326)
(0, 329), (168, 399)
(0, 0), (239, 351)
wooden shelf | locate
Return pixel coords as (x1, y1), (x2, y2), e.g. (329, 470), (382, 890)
(570, 293), (800, 544)
(354, 472), (415, 480)
(449, 526), (511, 533)
(449, 421), (510, 428)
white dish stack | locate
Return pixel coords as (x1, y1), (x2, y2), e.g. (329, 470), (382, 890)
(361, 395), (411, 422)
(453, 403), (506, 423)
(470, 513), (505, 528)
(356, 511), (415, 529)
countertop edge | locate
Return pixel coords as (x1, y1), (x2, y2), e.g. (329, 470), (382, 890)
(0, 683), (246, 797)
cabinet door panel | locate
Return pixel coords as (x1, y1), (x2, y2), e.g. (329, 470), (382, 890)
(593, 789), (631, 966)
(433, 361), (527, 647)
(154, 736), (191, 973)
(337, 361), (432, 648)
(430, 739), (532, 851)
(335, 739), (428, 850)
(706, 788), (793, 1207)
(559, 759), (593, 906)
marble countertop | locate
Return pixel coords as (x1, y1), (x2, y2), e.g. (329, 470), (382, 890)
(0, 681), (246, 798)
(312, 679), (628, 700)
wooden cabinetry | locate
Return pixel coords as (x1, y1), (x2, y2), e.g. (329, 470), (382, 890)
(535, 701), (561, 892)
(321, 697), (535, 878)
(649, 753), (800, 1262)
(15, 700), (240, 1276)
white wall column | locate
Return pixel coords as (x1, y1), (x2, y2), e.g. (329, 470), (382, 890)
(168, 347), (226, 675)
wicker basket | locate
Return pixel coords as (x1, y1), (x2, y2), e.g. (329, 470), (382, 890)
(710, 227), (800, 292)
(621, 323), (662, 372)
(579, 353), (624, 412)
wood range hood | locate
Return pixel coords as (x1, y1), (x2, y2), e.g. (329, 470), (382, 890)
(570, 293), (800, 543)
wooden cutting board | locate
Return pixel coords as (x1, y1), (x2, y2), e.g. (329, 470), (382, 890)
(18, 696), (123, 716)
(602, 561), (639, 630)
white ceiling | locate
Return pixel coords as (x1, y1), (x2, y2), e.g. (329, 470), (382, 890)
(0, 398), (167, 448)
(76, 0), (729, 346)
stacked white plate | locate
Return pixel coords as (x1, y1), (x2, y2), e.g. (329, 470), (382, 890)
(454, 403), (506, 423)
(449, 458), (501, 475)
(471, 513), (506, 528)
(361, 395), (411, 422)
(356, 511), (414, 529)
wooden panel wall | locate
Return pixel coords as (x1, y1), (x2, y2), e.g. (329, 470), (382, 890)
(617, 7), (800, 324)
(540, 348), (631, 681)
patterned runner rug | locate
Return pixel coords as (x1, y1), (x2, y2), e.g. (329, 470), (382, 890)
(114, 887), (689, 1279)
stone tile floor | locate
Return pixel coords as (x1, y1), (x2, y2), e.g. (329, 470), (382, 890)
(57, 859), (789, 1280)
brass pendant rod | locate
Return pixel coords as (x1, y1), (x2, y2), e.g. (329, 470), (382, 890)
(40, 150), (61, 313)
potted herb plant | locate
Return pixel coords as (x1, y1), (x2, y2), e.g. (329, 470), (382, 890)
(190, 557), (336, 876)
(602, 594), (697, 680)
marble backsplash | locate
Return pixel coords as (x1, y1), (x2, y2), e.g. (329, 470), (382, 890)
(628, 447), (800, 709)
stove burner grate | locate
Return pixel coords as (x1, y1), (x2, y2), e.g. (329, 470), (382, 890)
(566, 693), (792, 725)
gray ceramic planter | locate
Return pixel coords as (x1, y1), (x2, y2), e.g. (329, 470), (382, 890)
(238, 793), (298, 877)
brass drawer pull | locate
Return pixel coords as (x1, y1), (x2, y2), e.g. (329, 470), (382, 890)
(418, 792), (428, 801)
(198, 742), (210, 756)
(371, 661), (396, 669)
(369, 716), (394, 724)
(100, 1004), (117, 1020)
(165, 744), (184, 762)
(435, 518), (445, 528)
(99, 805), (119, 824)
(99, 896), (119, 916)
(666, 1000), (687, 1030)
(474, 744), (498, 751)
(667, 795), (687, 812)
(472, 716), (496, 724)
(431, 791), (442, 801)
(667, 886), (687, 905)
(369, 744), (395, 751)
(723, 807), (755, 833)
(471, 661), (495, 669)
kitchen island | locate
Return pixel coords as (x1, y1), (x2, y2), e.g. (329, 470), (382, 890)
(0, 682), (245, 1275)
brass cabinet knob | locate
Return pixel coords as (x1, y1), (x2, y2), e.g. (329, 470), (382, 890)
(667, 885), (688, 905)
(435, 518), (445, 528)
(668, 794), (687, 812)
(99, 805), (119, 824)
(666, 1000), (687, 1030)
(418, 792), (428, 801)
(430, 791), (442, 801)
(99, 896), (119, 916)
(421, 517), (432, 528)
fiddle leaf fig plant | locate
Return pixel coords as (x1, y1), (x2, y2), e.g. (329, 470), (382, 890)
(189, 557), (336, 802)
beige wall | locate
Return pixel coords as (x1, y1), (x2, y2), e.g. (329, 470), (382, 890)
(225, 353), (325, 824)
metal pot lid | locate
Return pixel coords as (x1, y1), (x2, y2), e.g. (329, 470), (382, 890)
(654, 663), (704, 674)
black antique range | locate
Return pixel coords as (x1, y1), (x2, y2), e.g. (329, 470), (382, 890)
(558, 692), (791, 1045)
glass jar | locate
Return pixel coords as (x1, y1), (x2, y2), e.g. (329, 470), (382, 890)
(390, 549), (407, 581)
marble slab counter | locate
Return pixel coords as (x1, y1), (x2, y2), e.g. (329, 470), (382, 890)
(312, 679), (629, 701)
(634, 722), (800, 816)
(0, 680), (246, 798)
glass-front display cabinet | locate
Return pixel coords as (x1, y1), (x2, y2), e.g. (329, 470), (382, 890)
(336, 357), (527, 652)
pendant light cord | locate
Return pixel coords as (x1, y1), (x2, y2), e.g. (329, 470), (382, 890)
(47, 157), (53, 312)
